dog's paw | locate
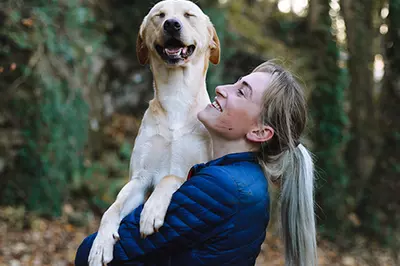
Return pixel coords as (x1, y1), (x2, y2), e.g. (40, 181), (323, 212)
(140, 194), (169, 238)
(88, 227), (119, 266)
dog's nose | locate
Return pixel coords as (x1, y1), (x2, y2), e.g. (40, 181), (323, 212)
(164, 19), (182, 34)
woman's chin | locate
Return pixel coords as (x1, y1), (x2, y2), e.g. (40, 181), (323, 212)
(197, 109), (209, 127)
(197, 105), (212, 123)
(198, 109), (217, 133)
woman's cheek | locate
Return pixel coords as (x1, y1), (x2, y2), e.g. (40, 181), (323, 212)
(214, 110), (252, 138)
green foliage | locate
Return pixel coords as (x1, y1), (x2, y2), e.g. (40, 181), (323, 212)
(0, 1), (398, 256)
(308, 1), (350, 239)
(71, 160), (127, 212)
(357, 0), (400, 249)
(1, 0), (106, 216)
(204, 7), (238, 99)
(26, 80), (89, 216)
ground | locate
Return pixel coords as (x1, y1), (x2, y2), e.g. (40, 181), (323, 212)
(0, 205), (397, 266)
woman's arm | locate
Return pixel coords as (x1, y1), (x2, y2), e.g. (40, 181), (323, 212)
(75, 167), (239, 265)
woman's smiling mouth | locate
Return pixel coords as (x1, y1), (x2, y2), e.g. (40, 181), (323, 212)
(211, 98), (223, 112)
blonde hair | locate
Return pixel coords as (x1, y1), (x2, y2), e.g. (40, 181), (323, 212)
(253, 61), (317, 266)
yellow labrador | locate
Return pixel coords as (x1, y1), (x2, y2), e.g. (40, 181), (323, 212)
(88, 0), (220, 264)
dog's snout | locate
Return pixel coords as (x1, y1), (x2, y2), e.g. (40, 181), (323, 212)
(164, 19), (182, 34)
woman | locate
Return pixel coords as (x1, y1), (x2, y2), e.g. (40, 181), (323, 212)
(75, 61), (317, 266)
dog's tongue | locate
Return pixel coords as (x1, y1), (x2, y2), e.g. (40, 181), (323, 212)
(165, 47), (182, 55)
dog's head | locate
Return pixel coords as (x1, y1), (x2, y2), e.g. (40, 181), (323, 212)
(136, 0), (220, 67)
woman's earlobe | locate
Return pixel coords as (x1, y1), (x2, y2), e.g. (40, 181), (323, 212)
(246, 126), (274, 143)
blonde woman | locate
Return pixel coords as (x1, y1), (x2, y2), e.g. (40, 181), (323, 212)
(76, 61), (317, 266)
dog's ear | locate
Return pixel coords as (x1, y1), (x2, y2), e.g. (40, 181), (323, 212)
(209, 25), (220, 65)
(136, 31), (149, 65)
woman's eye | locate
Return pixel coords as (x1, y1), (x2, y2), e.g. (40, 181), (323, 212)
(237, 89), (245, 96)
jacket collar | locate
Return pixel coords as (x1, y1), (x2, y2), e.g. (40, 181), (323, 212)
(191, 152), (258, 174)
(207, 152), (257, 166)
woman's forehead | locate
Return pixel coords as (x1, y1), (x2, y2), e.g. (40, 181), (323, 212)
(241, 72), (272, 97)
(243, 72), (271, 85)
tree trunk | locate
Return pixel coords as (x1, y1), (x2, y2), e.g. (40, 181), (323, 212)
(309, 0), (350, 237)
(360, 0), (400, 245)
(307, 0), (321, 32)
(341, 0), (376, 207)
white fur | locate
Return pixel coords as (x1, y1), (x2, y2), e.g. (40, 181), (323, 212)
(88, 1), (218, 265)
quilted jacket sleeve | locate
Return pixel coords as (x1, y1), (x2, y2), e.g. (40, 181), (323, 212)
(115, 167), (239, 261)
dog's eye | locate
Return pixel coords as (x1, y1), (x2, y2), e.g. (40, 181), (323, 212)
(184, 13), (195, 18)
(157, 12), (165, 18)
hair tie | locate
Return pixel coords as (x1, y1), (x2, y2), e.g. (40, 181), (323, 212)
(294, 140), (301, 148)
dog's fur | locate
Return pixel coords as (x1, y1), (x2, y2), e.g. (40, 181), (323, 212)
(88, 0), (220, 264)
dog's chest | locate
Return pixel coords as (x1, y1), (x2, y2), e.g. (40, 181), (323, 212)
(152, 120), (195, 141)
(133, 115), (211, 179)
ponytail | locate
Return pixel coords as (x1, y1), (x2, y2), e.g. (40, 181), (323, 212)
(252, 60), (317, 265)
(259, 144), (317, 266)
(280, 144), (317, 266)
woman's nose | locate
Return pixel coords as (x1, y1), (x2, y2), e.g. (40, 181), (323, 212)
(215, 86), (228, 98)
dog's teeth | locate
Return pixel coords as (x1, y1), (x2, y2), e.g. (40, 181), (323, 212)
(182, 47), (188, 55)
(165, 48), (182, 55)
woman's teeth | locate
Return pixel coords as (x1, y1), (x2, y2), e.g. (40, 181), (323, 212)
(212, 100), (222, 112)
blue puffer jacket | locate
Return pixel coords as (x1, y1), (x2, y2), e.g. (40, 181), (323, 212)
(75, 152), (270, 266)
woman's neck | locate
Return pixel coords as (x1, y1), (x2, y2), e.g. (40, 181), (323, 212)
(211, 136), (258, 160)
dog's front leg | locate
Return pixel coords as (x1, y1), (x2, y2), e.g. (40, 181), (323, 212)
(140, 175), (185, 237)
(88, 178), (148, 266)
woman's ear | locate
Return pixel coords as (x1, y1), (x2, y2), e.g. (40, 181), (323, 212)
(246, 125), (274, 143)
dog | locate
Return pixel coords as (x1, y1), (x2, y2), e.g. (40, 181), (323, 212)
(88, 0), (220, 265)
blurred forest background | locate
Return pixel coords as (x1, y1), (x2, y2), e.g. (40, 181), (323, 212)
(0, 0), (399, 265)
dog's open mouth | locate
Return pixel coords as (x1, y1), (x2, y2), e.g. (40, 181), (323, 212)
(155, 38), (195, 64)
